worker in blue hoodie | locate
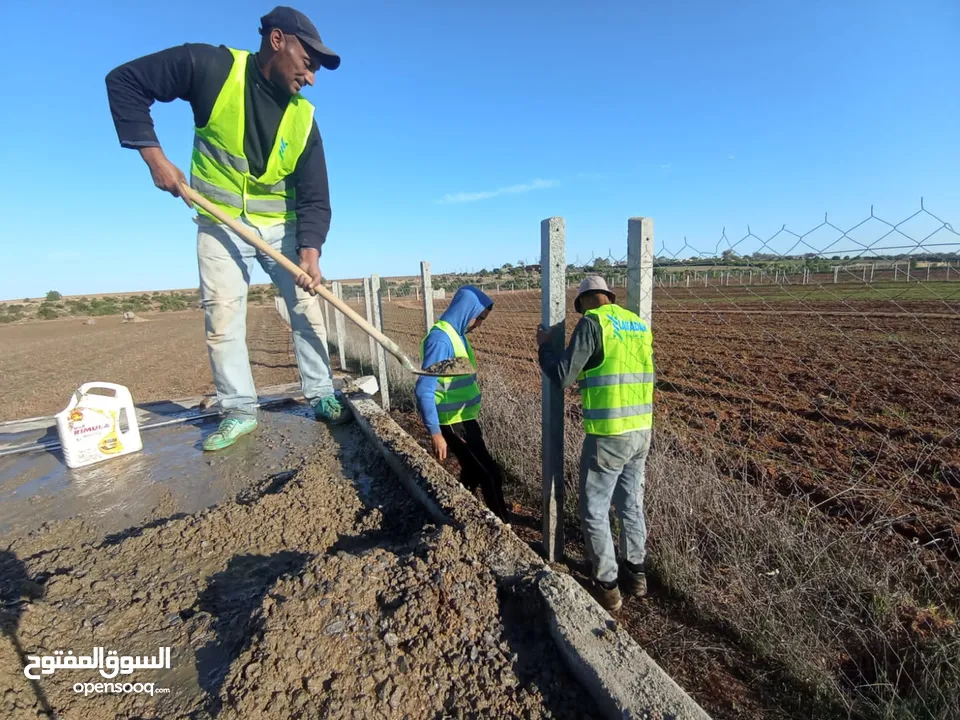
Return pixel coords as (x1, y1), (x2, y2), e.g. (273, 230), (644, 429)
(415, 286), (510, 522)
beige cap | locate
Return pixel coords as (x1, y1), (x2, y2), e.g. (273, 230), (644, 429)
(574, 276), (616, 313)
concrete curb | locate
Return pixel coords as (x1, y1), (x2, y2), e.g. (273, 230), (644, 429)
(342, 386), (712, 720)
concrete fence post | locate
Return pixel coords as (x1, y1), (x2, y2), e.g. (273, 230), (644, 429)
(627, 217), (654, 327)
(541, 217), (566, 563)
(833, 266), (840, 284)
(332, 281), (348, 372)
(371, 275), (390, 411)
(363, 277), (377, 371)
(421, 261), (434, 340)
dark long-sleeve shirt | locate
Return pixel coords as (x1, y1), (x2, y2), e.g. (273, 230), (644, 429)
(105, 42), (331, 253)
(538, 315), (605, 388)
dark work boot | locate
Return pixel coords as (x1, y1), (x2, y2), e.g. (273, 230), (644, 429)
(619, 561), (647, 597)
(591, 578), (623, 612)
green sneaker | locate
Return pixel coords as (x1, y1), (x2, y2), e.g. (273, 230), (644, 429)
(312, 394), (351, 425)
(202, 416), (258, 451)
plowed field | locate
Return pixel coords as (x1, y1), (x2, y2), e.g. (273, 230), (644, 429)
(373, 286), (960, 563)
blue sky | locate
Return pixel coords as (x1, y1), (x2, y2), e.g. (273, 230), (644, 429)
(2, 0), (959, 298)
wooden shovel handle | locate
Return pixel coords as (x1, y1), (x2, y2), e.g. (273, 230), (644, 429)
(180, 183), (420, 373)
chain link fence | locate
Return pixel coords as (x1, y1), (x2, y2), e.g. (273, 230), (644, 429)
(318, 202), (960, 719)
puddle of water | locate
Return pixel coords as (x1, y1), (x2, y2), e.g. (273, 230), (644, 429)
(0, 402), (325, 541)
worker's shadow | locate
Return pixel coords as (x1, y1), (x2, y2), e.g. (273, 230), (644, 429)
(324, 423), (430, 557)
(0, 550), (54, 716)
(190, 551), (310, 716)
(494, 575), (600, 718)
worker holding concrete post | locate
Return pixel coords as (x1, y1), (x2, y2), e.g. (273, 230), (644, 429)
(415, 287), (510, 523)
(536, 277), (655, 612)
(105, 6), (349, 452)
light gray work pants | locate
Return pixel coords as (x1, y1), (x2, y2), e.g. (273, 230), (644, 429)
(578, 429), (652, 584)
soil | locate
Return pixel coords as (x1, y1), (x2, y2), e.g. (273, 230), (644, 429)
(6, 286), (958, 719)
(0, 420), (598, 719)
(380, 283), (960, 720)
(376, 288), (960, 558)
(0, 307), (299, 422)
(391, 408), (807, 720)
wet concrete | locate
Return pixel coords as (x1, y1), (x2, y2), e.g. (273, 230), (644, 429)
(0, 401), (320, 543)
(0, 395), (600, 719)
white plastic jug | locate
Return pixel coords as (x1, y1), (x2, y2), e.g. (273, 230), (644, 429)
(55, 382), (143, 469)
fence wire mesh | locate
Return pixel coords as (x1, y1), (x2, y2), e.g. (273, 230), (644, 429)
(316, 204), (960, 718)
(646, 202), (960, 719)
(651, 203), (960, 550)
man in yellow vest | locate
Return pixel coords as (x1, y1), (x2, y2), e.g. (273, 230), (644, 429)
(536, 277), (655, 612)
(415, 286), (510, 522)
(106, 7), (348, 451)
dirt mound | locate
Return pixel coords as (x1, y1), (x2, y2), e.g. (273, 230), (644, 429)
(0, 421), (597, 719)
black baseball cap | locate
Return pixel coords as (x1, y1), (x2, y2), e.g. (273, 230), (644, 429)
(259, 6), (341, 70)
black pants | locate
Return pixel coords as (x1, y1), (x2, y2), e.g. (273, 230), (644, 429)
(441, 420), (509, 521)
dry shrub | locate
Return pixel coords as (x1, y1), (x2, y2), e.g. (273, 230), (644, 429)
(475, 375), (960, 720)
(330, 310), (960, 719)
(648, 424), (958, 719)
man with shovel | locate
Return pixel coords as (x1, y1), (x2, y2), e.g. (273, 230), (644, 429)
(536, 277), (655, 612)
(105, 6), (348, 451)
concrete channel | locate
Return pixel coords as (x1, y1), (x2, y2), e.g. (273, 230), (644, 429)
(0, 376), (710, 719)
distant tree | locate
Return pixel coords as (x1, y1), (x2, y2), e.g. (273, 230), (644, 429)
(592, 257), (611, 269)
(46, 290), (61, 301)
(721, 249), (739, 262)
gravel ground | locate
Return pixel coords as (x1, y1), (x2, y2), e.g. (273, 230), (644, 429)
(0, 419), (598, 719)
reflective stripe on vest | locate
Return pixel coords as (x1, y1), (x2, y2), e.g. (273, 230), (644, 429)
(189, 47), (315, 229)
(421, 320), (481, 425)
(576, 305), (655, 436)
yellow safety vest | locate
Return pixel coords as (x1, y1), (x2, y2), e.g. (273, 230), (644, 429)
(577, 304), (655, 436)
(189, 48), (315, 228)
(421, 321), (481, 425)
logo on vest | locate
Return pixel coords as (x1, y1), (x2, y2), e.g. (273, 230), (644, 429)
(607, 314), (648, 342)
(279, 137), (288, 160)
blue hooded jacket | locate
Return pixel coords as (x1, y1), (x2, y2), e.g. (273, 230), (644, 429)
(415, 285), (494, 435)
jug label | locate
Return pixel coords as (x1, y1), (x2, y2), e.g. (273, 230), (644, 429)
(67, 408), (124, 454)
